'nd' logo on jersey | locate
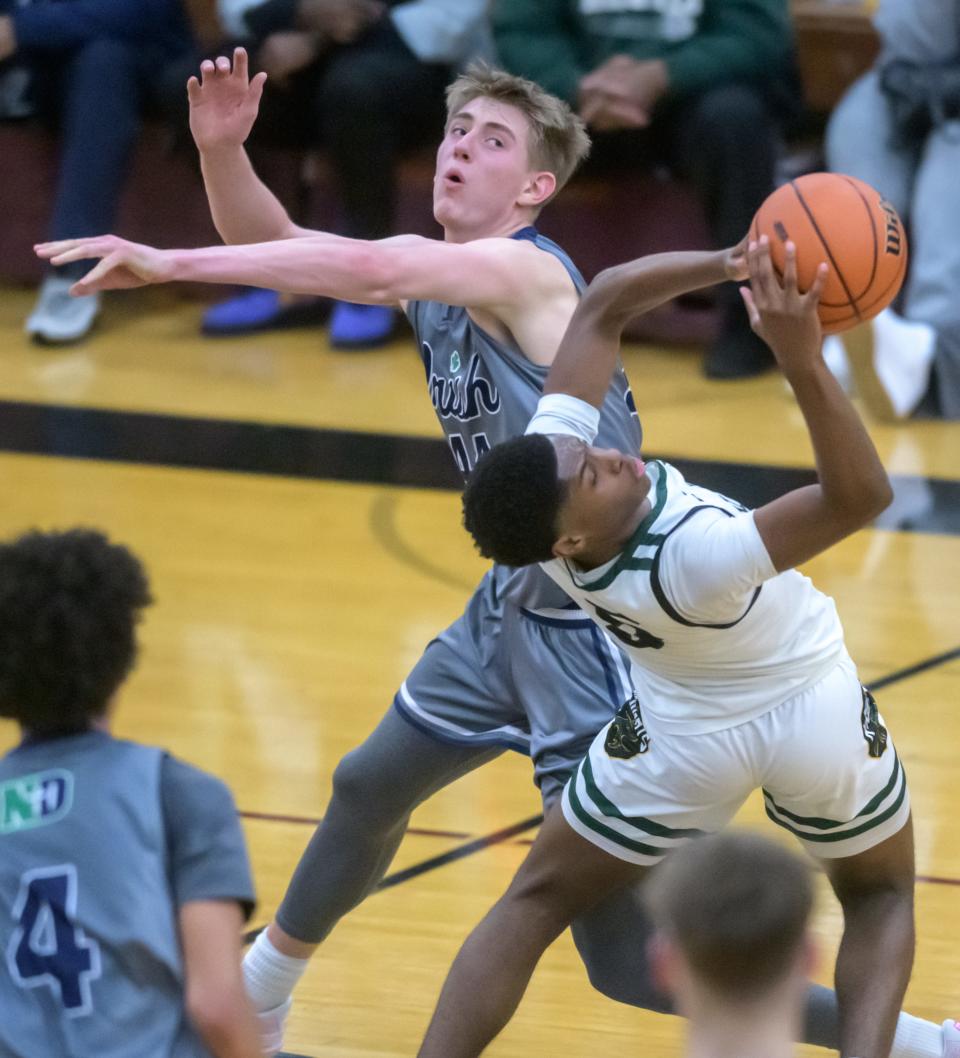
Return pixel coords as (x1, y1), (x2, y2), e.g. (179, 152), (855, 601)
(0, 770), (73, 834)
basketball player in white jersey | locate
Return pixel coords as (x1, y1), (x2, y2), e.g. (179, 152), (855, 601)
(420, 238), (957, 1058)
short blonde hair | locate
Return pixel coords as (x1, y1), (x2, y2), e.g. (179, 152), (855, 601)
(445, 63), (591, 203)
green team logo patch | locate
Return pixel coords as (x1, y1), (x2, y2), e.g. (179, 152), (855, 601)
(0, 770), (73, 835)
(604, 695), (651, 759)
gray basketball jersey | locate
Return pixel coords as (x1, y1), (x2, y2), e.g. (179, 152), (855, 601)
(0, 732), (221, 1058)
(406, 227), (643, 610)
(407, 226), (641, 474)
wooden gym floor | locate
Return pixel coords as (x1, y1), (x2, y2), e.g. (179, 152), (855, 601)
(0, 284), (957, 1056)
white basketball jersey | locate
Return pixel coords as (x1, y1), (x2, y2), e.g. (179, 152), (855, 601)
(542, 461), (846, 734)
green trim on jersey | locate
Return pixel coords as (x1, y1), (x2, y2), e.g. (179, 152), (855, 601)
(568, 462), (669, 592)
(763, 754), (907, 843)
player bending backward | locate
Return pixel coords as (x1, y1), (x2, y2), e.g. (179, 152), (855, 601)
(34, 58), (953, 1058)
(418, 238), (957, 1058)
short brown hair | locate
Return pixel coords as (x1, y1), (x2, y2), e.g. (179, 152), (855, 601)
(446, 62), (590, 202)
(644, 831), (814, 1000)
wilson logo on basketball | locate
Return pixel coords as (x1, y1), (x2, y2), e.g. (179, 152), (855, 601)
(879, 199), (903, 256)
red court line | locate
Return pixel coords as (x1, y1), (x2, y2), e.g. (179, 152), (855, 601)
(239, 808), (470, 840)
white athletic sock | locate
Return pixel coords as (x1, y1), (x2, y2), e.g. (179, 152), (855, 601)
(872, 308), (937, 418)
(889, 1011), (944, 1058)
(242, 931), (311, 1013)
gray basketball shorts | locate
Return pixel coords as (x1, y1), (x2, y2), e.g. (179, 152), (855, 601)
(393, 570), (635, 803)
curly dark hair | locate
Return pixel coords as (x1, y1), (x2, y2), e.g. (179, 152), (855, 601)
(462, 435), (565, 567)
(0, 528), (153, 736)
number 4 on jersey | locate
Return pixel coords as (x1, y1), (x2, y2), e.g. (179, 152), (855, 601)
(7, 865), (101, 1015)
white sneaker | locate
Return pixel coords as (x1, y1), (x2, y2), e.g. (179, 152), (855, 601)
(843, 309), (936, 421)
(943, 1018), (960, 1058)
(25, 274), (100, 345)
(257, 998), (291, 1057)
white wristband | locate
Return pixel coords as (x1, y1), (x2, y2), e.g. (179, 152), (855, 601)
(525, 393), (600, 445)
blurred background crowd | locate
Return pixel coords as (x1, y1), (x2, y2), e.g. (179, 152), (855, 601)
(0, 0), (957, 418)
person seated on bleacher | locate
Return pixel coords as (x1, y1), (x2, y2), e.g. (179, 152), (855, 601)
(0, 0), (211, 345)
(491, 0), (803, 381)
(824, 0), (960, 421)
(200, 0), (492, 349)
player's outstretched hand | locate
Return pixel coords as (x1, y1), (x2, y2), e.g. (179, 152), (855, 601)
(187, 46), (266, 155)
(740, 236), (827, 373)
(34, 236), (174, 295)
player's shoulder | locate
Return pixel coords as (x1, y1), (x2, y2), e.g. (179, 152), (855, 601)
(160, 752), (235, 809)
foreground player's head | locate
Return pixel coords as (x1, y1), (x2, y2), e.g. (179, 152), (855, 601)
(0, 528), (152, 737)
(435, 63), (590, 238)
(644, 832), (815, 1011)
(462, 433), (651, 568)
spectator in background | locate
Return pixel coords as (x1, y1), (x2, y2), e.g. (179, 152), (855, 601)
(0, 528), (260, 1058)
(201, 0), (493, 348)
(825, 0), (960, 421)
(0, 0), (214, 345)
(492, 0), (801, 380)
(644, 831), (816, 1058)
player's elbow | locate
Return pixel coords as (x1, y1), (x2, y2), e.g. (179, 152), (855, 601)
(579, 267), (632, 331)
(349, 245), (401, 303)
(856, 474), (894, 524)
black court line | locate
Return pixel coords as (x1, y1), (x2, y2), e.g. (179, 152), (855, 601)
(1, 398), (959, 535)
(868, 645), (960, 691)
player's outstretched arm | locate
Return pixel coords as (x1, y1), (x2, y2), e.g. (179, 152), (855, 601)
(34, 232), (561, 315)
(545, 244), (746, 408)
(188, 47), (317, 244)
(745, 237), (893, 572)
(418, 806), (642, 1058)
(180, 899), (262, 1058)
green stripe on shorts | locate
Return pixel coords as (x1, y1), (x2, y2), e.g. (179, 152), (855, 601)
(582, 755), (707, 840)
(762, 752), (901, 830)
(764, 759), (907, 844)
(566, 768), (665, 858)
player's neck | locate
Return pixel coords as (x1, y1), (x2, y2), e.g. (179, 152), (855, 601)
(442, 215), (535, 245)
(683, 988), (800, 1058)
(686, 1017), (795, 1058)
(570, 496), (654, 571)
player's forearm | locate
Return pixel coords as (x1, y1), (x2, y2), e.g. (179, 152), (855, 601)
(592, 249), (729, 327)
(545, 250), (728, 405)
(191, 1000), (262, 1058)
(787, 360), (893, 525)
(199, 146), (304, 244)
(168, 237), (394, 302)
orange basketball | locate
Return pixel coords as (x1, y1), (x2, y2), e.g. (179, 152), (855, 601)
(750, 173), (908, 335)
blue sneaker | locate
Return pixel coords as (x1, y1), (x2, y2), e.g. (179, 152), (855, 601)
(201, 288), (328, 336)
(329, 301), (397, 349)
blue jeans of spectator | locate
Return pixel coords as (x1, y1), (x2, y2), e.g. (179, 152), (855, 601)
(30, 36), (192, 279)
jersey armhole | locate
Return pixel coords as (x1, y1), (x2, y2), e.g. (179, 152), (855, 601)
(650, 506), (762, 628)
